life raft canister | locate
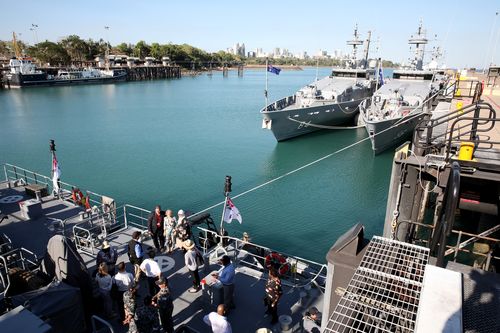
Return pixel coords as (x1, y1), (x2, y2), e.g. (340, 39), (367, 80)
(265, 252), (290, 276)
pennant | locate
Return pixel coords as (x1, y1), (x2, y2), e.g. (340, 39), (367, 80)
(223, 197), (242, 224)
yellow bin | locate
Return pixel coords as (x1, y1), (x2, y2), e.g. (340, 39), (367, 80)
(458, 142), (474, 160)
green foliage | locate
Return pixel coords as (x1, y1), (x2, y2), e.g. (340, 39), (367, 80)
(115, 42), (133, 56)
(133, 40), (150, 58)
(28, 41), (70, 65)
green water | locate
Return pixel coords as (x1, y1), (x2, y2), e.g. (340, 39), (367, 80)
(0, 68), (394, 262)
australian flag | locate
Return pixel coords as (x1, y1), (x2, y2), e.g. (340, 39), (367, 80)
(267, 64), (281, 75)
(378, 67), (384, 86)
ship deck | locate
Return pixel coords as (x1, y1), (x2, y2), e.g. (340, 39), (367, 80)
(0, 179), (325, 333)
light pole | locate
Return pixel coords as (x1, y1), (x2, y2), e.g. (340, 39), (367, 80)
(104, 26), (110, 69)
(483, 12), (498, 71)
(491, 12), (500, 67)
(31, 24), (38, 44)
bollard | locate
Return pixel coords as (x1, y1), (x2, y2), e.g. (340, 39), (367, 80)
(278, 315), (292, 332)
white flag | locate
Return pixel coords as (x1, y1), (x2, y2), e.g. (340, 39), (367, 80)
(52, 153), (61, 192)
(223, 197), (242, 224)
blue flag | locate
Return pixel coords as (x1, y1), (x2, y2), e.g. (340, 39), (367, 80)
(378, 67), (384, 86)
(267, 64), (281, 75)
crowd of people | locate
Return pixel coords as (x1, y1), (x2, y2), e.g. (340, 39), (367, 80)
(90, 205), (319, 333)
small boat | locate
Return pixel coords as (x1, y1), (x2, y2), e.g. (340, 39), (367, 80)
(359, 22), (443, 154)
(261, 25), (377, 142)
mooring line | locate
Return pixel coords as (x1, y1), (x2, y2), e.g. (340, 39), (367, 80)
(192, 86), (446, 217)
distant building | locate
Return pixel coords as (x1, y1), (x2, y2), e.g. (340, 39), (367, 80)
(247, 51), (256, 58)
(229, 43), (246, 57)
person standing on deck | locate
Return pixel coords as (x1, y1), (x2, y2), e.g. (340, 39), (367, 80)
(113, 262), (134, 322)
(302, 306), (321, 333)
(95, 262), (114, 319)
(152, 276), (174, 333)
(212, 255), (236, 313)
(128, 231), (144, 282)
(123, 285), (138, 333)
(140, 248), (162, 296)
(183, 239), (201, 292)
(163, 209), (177, 254)
(148, 205), (165, 252)
(96, 240), (118, 275)
(203, 304), (232, 333)
(264, 268), (282, 324)
(174, 209), (190, 250)
(135, 295), (160, 333)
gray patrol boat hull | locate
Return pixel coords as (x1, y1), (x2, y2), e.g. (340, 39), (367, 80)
(262, 98), (364, 141)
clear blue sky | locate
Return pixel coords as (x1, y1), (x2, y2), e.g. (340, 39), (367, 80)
(1, 0), (499, 68)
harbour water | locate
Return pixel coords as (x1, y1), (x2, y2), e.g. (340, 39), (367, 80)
(0, 67), (394, 261)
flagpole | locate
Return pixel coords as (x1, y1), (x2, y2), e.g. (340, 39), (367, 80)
(219, 176), (232, 245)
(265, 57), (269, 111)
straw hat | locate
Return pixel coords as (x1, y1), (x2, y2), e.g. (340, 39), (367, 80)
(183, 239), (195, 250)
(102, 240), (110, 249)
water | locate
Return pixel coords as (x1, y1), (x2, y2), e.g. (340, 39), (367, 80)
(0, 67), (395, 262)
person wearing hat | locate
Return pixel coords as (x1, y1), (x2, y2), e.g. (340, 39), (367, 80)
(140, 247), (162, 296)
(96, 240), (118, 275)
(174, 209), (190, 250)
(183, 239), (201, 292)
(302, 306), (321, 333)
(212, 255), (236, 313)
(153, 276), (174, 333)
(148, 205), (166, 252)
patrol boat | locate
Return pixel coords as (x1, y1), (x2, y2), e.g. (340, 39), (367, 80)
(359, 22), (440, 154)
(261, 26), (377, 142)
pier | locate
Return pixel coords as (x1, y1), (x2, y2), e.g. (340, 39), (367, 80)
(125, 65), (181, 81)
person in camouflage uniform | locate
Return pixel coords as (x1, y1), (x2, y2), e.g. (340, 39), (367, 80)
(153, 277), (174, 333)
(123, 286), (138, 333)
(135, 295), (160, 333)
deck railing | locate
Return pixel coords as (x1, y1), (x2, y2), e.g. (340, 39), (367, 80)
(263, 95), (296, 112)
(197, 227), (327, 291)
(2, 163), (106, 209)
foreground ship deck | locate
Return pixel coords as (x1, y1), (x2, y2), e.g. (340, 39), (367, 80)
(0, 173), (326, 333)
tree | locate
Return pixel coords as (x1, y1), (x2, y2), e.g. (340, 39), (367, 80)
(0, 41), (12, 57)
(133, 40), (150, 59)
(150, 43), (162, 59)
(60, 35), (88, 63)
(28, 41), (70, 65)
(116, 42), (132, 56)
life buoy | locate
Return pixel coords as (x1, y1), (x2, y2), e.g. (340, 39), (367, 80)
(265, 252), (289, 276)
(71, 188), (84, 206)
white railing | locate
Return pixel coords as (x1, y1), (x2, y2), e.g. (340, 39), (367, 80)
(197, 227), (327, 291)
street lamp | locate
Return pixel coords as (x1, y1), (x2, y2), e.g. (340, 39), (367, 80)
(31, 24), (38, 44)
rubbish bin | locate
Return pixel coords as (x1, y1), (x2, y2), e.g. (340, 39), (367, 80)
(201, 271), (224, 310)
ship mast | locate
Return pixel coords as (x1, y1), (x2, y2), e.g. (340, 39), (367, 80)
(362, 30), (372, 69)
(346, 24), (364, 69)
(408, 21), (428, 70)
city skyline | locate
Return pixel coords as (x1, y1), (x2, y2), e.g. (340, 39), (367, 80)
(1, 0), (499, 68)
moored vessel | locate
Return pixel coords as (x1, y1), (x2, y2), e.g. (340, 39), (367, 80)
(261, 26), (377, 142)
(359, 22), (442, 154)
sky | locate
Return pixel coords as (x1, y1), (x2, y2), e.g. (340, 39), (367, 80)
(1, 0), (499, 68)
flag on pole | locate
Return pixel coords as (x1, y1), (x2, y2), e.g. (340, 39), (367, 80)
(52, 153), (61, 192)
(378, 67), (384, 86)
(267, 64), (281, 75)
(223, 197), (242, 224)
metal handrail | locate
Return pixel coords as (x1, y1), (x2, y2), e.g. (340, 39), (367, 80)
(445, 116), (499, 161)
(3, 163), (106, 208)
(197, 226), (327, 290)
(414, 102), (497, 151)
(0, 254), (11, 297)
(91, 315), (115, 333)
